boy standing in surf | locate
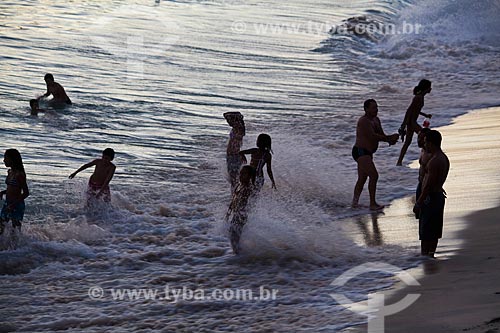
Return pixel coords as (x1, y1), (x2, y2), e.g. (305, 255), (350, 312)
(224, 112), (246, 193)
(69, 148), (116, 205)
(37, 73), (72, 107)
(226, 165), (256, 254)
(352, 99), (399, 211)
(0, 149), (30, 235)
(396, 79), (433, 166)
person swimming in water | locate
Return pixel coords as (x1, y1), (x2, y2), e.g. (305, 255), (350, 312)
(239, 133), (276, 192)
(37, 73), (72, 107)
(396, 79), (433, 166)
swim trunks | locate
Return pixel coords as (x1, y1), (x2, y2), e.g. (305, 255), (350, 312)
(87, 181), (111, 203)
(0, 201), (25, 222)
(352, 146), (373, 162)
(419, 192), (446, 240)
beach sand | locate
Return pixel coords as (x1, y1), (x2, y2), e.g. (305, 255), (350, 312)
(341, 106), (500, 333)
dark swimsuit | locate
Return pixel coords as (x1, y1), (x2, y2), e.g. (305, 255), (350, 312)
(352, 146), (373, 162)
(419, 191), (446, 241)
(1, 171), (25, 224)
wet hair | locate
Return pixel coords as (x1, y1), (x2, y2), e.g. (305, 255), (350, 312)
(413, 79), (432, 95)
(417, 127), (431, 148)
(102, 148), (115, 160)
(4, 149), (25, 174)
(240, 165), (256, 185)
(44, 73), (54, 82)
(425, 130), (442, 148)
(256, 133), (272, 152)
(29, 99), (38, 109)
(225, 112), (246, 136)
(420, 127), (431, 135)
(363, 99), (376, 111)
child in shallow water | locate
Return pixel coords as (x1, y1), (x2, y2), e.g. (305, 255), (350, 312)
(0, 149), (30, 235)
(226, 165), (256, 254)
(69, 148), (116, 206)
(239, 133), (276, 192)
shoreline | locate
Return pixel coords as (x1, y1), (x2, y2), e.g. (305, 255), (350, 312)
(341, 106), (500, 332)
(385, 203), (500, 333)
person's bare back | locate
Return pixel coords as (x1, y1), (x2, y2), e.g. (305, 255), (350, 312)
(40, 73), (72, 105)
(47, 82), (71, 104)
(89, 159), (116, 186)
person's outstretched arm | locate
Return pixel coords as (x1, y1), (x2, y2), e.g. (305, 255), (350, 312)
(419, 110), (431, 118)
(39, 85), (52, 100)
(266, 155), (276, 189)
(69, 160), (97, 179)
(239, 148), (257, 164)
(376, 119), (399, 146)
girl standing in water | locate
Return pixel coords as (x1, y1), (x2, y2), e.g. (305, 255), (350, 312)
(239, 133), (276, 192)
(0, 149), (30, 235)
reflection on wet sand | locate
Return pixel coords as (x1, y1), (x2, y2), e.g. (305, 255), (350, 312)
(355, 212), (384, 247)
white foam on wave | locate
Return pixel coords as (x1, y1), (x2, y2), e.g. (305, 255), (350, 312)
(213, 132), (418, 265)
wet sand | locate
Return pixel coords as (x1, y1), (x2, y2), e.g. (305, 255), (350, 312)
(341, 106), (500, 332)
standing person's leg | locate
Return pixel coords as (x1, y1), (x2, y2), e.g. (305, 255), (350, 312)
(12, 219), (21, 231)
(352, 162), (368, 207)
(428, 239), (439, 257)
(419, 193), (445, 257)
(397, 126), (417, 166)
(227, 154), (241, 193)
(357, 155), (382, 210)
(421, 240), (431, 256)
(229, 214), (245, 254)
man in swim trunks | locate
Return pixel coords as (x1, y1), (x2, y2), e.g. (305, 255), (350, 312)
(352, 99), (399, 211)
(413, 130), (449, 257)
(37, 73), (72, 107)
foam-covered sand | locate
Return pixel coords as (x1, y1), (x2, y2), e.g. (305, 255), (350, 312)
(343, 106), (500, 332)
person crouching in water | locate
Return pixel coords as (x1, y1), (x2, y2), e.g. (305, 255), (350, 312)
(226, 165), (256, 254)
(69, 148), (116, 206)
(0, 149), (30, 235)
(239, 133), (276, 192)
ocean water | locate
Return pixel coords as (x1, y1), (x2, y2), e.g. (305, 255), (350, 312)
(0, 0), (499, 331)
